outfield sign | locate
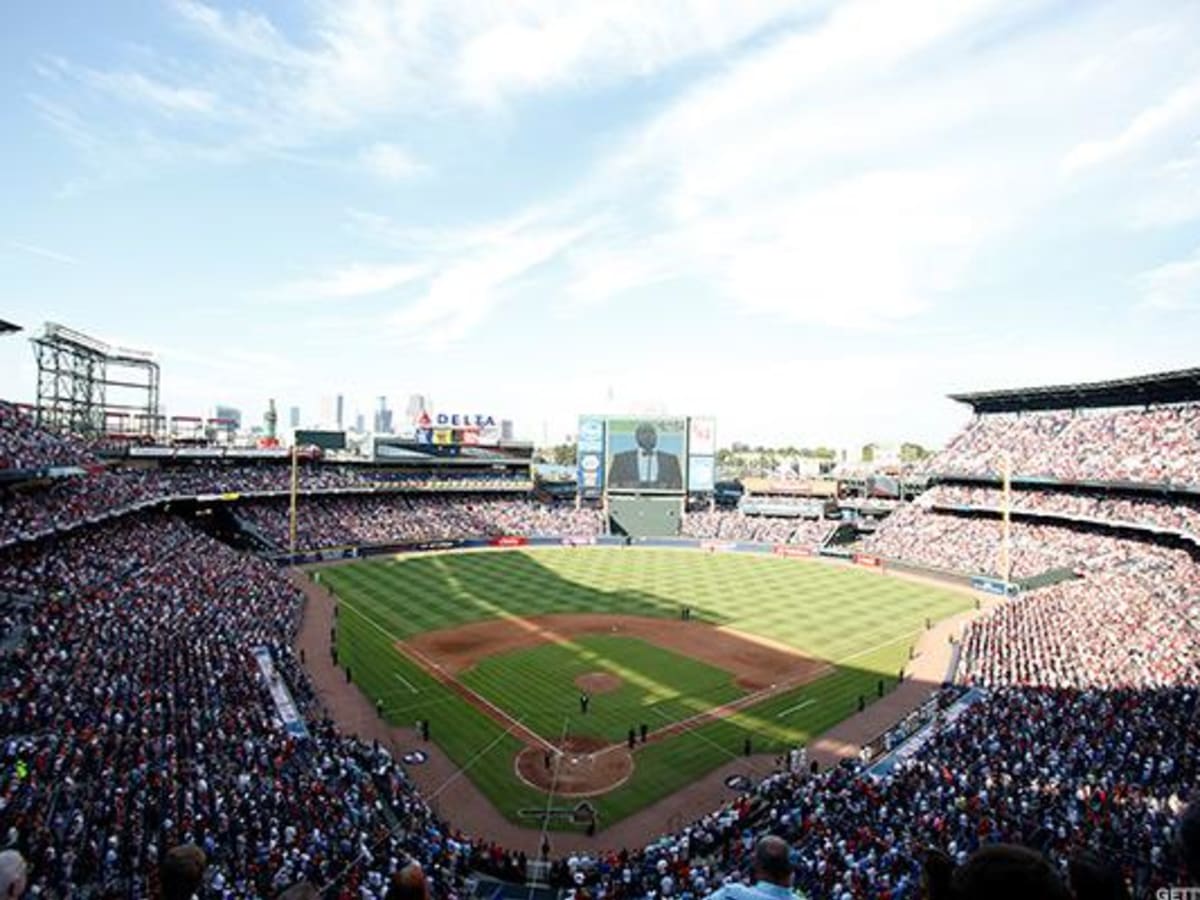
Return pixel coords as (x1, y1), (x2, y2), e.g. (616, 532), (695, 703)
(561, 535), (596, 546)
(773, 545), (811, 558)
(854, 553), (882, 568)
(491, 536), (528, 548)
(971, 576), (1015, 596)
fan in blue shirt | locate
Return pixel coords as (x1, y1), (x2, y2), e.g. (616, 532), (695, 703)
(704, 836), (807, 900)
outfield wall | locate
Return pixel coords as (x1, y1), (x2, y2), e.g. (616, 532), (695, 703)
(275, 533), (1017, 601)
(274, 533), (809, 565)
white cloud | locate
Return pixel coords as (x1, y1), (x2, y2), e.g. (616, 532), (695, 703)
(87, 70), (218, 115)
(1135, 247), (1200, 311)
(171, 0), (311, 66)
(259, 262), (426, 302)
(454, 0), (810, 106)
(1062, 76), (1200, 174)
(5, 240), (81, 265)
(358, 142), (426, 182)
(388, 224), (581, 346)
(36, 1), (811, 164)
(1132, 144), (1200, 228)
(536, 0), (1040, 325)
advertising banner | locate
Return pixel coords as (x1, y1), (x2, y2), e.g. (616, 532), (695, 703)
(561, 535), (597, 546)
(854, 553), (882, 568)
(688, 456), (715, 492)
(576, 416), (607, 493)
(490, 535), (529, 548)
(970, 576), (1012, 596)
(773, 544), (812, 558)
(688, 417), (717, 456)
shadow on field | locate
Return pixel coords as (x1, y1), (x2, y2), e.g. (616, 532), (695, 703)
(387, 549), (739, 627)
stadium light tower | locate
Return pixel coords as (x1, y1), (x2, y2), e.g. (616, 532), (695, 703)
(31, 322), (160, 438)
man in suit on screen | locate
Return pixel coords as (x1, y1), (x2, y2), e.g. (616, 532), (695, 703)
(608, 422), (683, 490)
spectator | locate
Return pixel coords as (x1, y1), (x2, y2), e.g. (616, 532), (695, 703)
(0, 851), (27, 899)
(949, 844), (1070, 900)
(161, 845), (207, 900)
(704, 836), (802, 900)
(386, 862), (430, 900)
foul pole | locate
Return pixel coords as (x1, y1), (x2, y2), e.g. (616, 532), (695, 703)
(999, 451), (1012, 584)
(289, 444), (299, 555)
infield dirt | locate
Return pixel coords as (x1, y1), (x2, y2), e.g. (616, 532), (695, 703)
(399, 612), (828, 691)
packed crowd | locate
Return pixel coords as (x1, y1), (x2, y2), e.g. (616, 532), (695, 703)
(924, 484), (1200, 539)
(0, 518), (528, 898)
(962, 545), (1200, 689)
(532, 685), (1195, 899)
(0, 401), (96, 471)
(929, 403), (1200, 485)
(0, 463), (532, 548)
(859, 503), (1188, 579)
(237, 495), (605, 550)
(681, 510), (833, 546)
(0, 506), (1194, 897)
(3, 396), (1198, 898)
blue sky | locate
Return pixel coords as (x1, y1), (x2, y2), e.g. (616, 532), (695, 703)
(2, 0), (1199, 449)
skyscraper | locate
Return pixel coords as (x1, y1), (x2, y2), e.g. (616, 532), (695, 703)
(289, 406), (300, 428)
(406, 394), (427, 425)
(374, 396), (393, 434)
(335, 394), (344, 430)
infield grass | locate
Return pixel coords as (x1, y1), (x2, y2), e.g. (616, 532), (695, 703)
(322, 547), (971, 828)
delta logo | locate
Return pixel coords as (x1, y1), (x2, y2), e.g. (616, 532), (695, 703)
(435, 413), (497, 427)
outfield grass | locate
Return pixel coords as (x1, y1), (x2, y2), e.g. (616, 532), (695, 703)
(323, 547), (970, 828)
(462, 635), (746, 743)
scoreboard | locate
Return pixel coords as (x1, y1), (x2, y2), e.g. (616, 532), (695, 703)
(576, 414), (716, 498)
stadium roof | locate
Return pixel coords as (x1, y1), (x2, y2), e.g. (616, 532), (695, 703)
(949, 367), (1200, 413)
(0, 319), (21, 335)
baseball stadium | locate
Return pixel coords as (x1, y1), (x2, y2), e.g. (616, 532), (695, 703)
(0, 321), (1197, 898)
(4, 3), (1200, 896)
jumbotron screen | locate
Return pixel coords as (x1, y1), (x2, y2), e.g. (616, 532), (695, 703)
(605, 417), (688, 493)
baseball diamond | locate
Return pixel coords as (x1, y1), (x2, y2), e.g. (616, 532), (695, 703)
(317, 546), (971, 831)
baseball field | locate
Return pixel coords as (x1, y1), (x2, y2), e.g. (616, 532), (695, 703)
(319, 547), (970, 831)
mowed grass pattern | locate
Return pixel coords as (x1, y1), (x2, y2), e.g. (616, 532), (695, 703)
(461, 635), (746, 743)
(323, 547), (971, 828)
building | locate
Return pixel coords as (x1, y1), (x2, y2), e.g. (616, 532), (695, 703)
(336, 394), (344, 430)
(213, 405), (242, 430)
(289, 406), (300, 428)
(374, 396), (393, 434)
(355, 412), (365, 433)
(406, 394), (427, 425)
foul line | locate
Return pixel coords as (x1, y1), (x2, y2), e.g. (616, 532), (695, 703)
(394, 672), (419, 694)
(776, 699), (816, 719)
(429, 719), (521, 801)
(340, 599), (556, 752)
(650, 706), (741, 763)
(530, 717), (571, 891)
(836, 630), (922, 666)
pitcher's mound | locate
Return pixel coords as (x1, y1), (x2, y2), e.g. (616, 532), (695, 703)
(515, 736), (634, 797)
(574, 671), (622, 694)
